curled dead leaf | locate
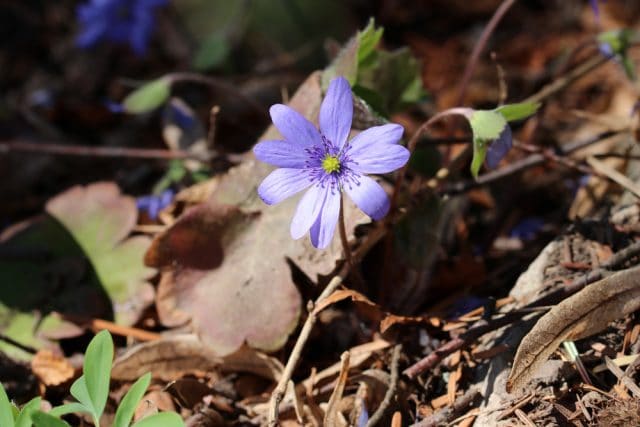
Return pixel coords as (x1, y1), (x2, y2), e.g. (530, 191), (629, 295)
(112, 334), (283, 382)
(31, 349), (75, 386)
(507, 266), (640, 392)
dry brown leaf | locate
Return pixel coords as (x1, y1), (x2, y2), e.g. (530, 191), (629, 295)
(380, 313), (440, 333)
(111, 334), (283, 382)
(312, 289), (379, 315)
(30, 349), (74, 386)
(507, 266), (640, 392)
(112, 334), (222, 381)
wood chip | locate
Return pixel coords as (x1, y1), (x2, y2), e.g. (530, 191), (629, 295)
(514, 408), (536, 427)
(30, 349), (74, 387)
(605, 356), (640, 398)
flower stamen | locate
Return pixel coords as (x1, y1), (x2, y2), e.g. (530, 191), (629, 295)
(321, 155), (341, 174)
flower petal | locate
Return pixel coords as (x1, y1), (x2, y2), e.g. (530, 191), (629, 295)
(485, 125), (512, 169)
(309, 189), (340, 249)
(270, 104), (322, 148)
(319, 77), (353, 149)
(343, 132), (407, 175)
(257, 168), (312, 205)
(346, 124), (409, 174)
(254, 140), (308, 168)
(347, 124), (404, 152)
(344, 175), (389, 220)
(290, 184), (327, 239)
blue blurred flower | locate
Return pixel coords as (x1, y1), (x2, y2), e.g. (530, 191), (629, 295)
(137, 189), (174, 220)
(509, 217), (544, 241)
(590, 0), (605, 22)
(76, 0), (168, 55)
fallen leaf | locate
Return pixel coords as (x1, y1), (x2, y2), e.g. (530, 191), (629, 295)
(46, 182), (155, 326)
(312, 289), (380, 315)
(31, 349), (74, 387)
(112, 335), (222, 381)
(507, 266), (640, 392)
(166, 378), (213, 408)
(111, 334), (283, 382)
(0, 182), (153, 359)
(380, 314), (440, 333)
(147, 72), (368, 356)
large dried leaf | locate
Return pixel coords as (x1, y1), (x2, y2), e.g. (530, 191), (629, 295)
(46, 183), (155, 325)
(146, 72), (368, 356)
(111, 334), (283, 382)
(0, 183), (153, 359)
(507, 266), (640, 392)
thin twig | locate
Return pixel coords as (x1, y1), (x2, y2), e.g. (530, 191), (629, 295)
(267, 225), (388, 425)
(523, 55), (610, 105)
(0, 333), (37, 355)
(90, 318), (161, 342)
(440, 130), (624, 194)
(410, 388), (482, 427)
(324, 351), (351, 426)
(367, 344), (402, 427)
(168, 72), (266, 114)
(515, 141), (597, 176)
(207, 105), (221, 150)
(0, 140), (208, 161)
(456, 0), (518, 105)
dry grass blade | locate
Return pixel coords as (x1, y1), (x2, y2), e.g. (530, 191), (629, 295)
(507, 266), (640, 392)
(324, 351), (351, 427)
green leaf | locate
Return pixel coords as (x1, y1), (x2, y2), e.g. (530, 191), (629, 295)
(132, 412), (184, 427)
(322, 19), (384, 90)
(123, 78), (171, 114)
(621, 56), (637, 80)
(193, 33), (230, 71)
(356, 47), (426, 114)
(597, 29), (632, 56)
(113, 373), (151, 427)
(48, 403), (90, 418)
(471, 138), (488, 178)
(322, 32), (359, 88)
(469, 110), (508, 142)
(15, 397), (42, 427)
(468, 110), (507, 178)
(356, 18), (383, 64)
(495, 102), (540, 122)
(597, 29), (637, 80)
(31, 411), (71, 427)
(0, 383), (15, 427)
(70, 377), (96, 420)
(83, 330), (113, 419)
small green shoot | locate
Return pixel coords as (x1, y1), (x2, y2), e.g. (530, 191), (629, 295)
(468, 102), (540, 177)
(597, 29), (637, 80)
(122, 77), (172, 114)
(0, 331), (184, 427)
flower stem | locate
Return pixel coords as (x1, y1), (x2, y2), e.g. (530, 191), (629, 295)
(338, 194), (354, 268)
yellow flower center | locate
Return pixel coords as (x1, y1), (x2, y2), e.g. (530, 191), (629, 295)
(321, 155), (341, 174)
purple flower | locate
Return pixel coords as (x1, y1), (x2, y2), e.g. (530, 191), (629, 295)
(590, 0), (605, 21)
(254, 77), (410, 249)
(137, 189), (174, 220)
(485, 125), (512, 169)
(76, 0), (168, 56)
